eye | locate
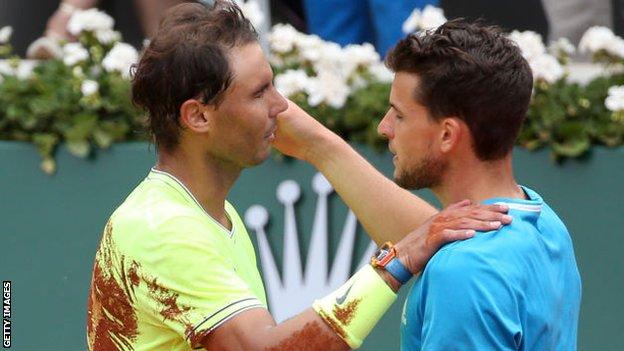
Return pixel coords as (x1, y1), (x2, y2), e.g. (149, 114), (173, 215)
(396, 114), (403, 120)
(253, 89), (265, 99)
(253, 84), (271, 98)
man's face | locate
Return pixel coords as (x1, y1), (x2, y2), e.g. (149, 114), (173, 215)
(377, 72), (447, 190)
(206, 42), (288, 167)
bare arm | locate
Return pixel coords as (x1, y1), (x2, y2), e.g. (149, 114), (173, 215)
(274, 102), (508, 244)
(201, 307), (349, 351)
(306, 132), (436, 244)
(203, 265), (401, 350)
(201, 198), (511, 350)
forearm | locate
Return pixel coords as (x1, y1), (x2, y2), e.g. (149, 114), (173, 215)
(307, 134), (438, 244)
(259, 266), (399, 350)
(263, 309), (350, 351)
(204, 266), (399, 350)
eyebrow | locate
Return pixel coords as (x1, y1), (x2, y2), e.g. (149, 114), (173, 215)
(390, 102), (405, 115)
(251, 80), (271, 95)
(253, 74), (274, 93)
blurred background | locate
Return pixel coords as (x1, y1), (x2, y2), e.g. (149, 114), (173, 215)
(1, 0), (623, 56)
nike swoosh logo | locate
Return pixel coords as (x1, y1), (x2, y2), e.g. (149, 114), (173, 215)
(336, 284), (354, 305)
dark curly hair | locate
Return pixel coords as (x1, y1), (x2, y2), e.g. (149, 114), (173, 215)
(386, 19), (533, 161)
(131, 1), (258, 151)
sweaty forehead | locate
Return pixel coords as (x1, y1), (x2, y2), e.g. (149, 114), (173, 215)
(228, 43), (272, 89)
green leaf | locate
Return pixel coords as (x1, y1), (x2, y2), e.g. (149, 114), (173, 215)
(64, 113), (97, 140)
(33, 133), (58, 156)
(552, 138), (590, 157)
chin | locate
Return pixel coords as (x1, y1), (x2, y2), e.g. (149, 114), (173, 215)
(249, 148), (272, 166)
(392, 166), (401, 180)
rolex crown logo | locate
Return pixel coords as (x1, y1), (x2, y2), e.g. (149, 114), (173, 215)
(245, 172), (377, 322)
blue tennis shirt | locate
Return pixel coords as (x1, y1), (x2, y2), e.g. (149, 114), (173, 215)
(400, 187), (581, 350)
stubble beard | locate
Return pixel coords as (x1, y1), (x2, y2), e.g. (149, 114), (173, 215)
(395, 153), (447, 190)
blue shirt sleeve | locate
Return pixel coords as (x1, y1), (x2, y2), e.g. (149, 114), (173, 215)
(414, 248), (523, 350)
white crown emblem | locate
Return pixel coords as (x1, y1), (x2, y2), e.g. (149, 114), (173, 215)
(244, 172), (378, 322)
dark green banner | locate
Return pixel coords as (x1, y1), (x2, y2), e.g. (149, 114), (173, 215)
(0, 141), (622, 350)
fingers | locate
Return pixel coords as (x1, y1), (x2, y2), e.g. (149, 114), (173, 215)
(447, 217), (504, 232)
(445, 199), (472, 210)
(444, 203), (512, 225)
(467, 207), (512, 224)
(440, 228), (476, 242)
(479, 203), (510, 215)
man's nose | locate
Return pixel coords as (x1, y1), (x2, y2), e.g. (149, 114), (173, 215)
(271, 88), (289, 118)
(377, 114), (393, 139)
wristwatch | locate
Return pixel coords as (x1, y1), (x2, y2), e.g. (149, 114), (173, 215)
(370, 242), (413, 285)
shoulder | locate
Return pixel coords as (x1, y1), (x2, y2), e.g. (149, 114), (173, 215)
(420, 236), (515, 293)
(109, 188), (224, 261)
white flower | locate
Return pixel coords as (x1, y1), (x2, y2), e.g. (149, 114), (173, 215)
(0, 60), (35, 80)
(605, 85), (624, 112)
(529, 54), (564, 83)
(102, 42), (138, 78)
(63, 42), (89, 66)
(268, 23), (300, 54)
(275, 69), (310, 97)
(305, 72), (351, 109)
(240, 0), (265, 29)
(402, 10), (421, 34)
(607, 36), (624, 58)
(420, 5), (447, 30)
(343, 43), (380, 69)
(311, 41), (345, 75)
(579, 26), (624, 59)
(402, 5), (447, 33)
(67, 8), (114, 36)
(95, 29), (121, 45)
(81, 79), (99, 96)
(297, 34), (326, 63)
(508, 30), (546, 60)
(548, 37), (575, 57)
(369, 63), (394, 83)
(579, 26), (615, 54)
(0, 26), (13, 44)
(15, 60), (35, 80)
(0, 61), (12, 76)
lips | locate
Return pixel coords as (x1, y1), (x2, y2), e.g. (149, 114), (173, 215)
(265, 126), (277, 140)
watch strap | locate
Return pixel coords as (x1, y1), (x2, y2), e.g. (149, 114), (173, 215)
(385, 257), (412, 285)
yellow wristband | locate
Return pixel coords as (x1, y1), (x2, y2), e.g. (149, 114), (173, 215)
(312, 264), (397, 349)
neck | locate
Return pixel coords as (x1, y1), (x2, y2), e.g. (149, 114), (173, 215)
(432, 155), (525, 207)
(154, 146), (241, 229)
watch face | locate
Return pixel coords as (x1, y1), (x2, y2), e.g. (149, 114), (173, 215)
(375, 247), (390, 260)
(373, 242), (395, 267)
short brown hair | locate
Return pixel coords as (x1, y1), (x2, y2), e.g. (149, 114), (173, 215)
(131, 1), (258, 150)
(386, 19), (533, 161)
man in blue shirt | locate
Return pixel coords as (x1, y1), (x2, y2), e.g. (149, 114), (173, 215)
(379, 20), (582, 350)
(400, 190), (581, 350)
(274, 19), (581, 350)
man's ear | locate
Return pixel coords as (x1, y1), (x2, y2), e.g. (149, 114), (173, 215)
(179, 99), (213, 133)
(439, 117), (463, 154)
